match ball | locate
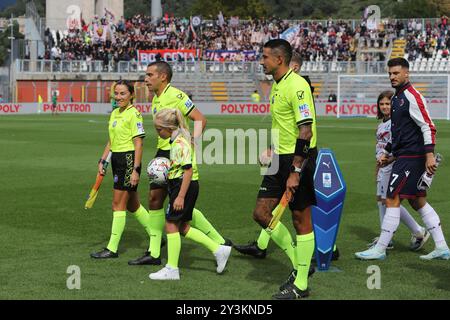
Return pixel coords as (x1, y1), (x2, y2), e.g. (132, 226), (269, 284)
(147, 157), (170, 185)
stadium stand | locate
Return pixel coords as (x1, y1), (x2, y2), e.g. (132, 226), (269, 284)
(8, 9), (450, 103)
(35, 15), (448, 65)
(390, 38), (407, 59)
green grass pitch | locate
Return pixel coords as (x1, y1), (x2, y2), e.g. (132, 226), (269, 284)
(1, 114), (450, 300)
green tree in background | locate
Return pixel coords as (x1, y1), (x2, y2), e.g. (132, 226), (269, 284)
(0, 0), (45, 18)
(0, 21), (24, 65)
(124, 1), (151, 18)
(430, 0), (450, 16)
(0, 0), (445, 23)
(392, 0), (439, 18)
(188, 0), (268, 19)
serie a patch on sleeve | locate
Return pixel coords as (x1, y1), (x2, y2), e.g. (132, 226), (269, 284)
(136, 122), (145, 134)
(298, 103), (311, 118)
(185, 99), (193, 108)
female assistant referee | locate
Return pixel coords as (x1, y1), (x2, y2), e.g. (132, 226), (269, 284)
(91, 80), (155, 260)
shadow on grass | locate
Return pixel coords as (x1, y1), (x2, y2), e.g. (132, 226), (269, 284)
(348, 224), (417, 253)
(177, 242), (220, 273)
(405, 262), (450, 292)
(88, 230), (149, 255)
(230, 246), (291, 291)
(349, 225), (379, 243)
(166, 241), (290, 288)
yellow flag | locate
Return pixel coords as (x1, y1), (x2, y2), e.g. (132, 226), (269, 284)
(37, 95), (43, 114)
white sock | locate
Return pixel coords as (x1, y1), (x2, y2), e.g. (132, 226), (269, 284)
(377, 201), (386, 227)
(399, 205), (423, 236)
(418, 203), (448, 250)
(375, 207), (400, 251)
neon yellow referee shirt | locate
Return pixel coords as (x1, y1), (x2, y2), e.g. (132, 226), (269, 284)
(168, 134), (199, 181)
(152, 84), (196, 151)
(109, 104), (145, 152)
(269, 69), (317, 155)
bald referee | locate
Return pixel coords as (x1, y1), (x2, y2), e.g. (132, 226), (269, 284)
(236, 40), (318, 299)
(237, 51), (340, 262)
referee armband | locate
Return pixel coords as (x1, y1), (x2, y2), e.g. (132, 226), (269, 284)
(295, 139), (310, 158)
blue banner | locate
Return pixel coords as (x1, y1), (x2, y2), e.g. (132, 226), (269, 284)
(312, 148), (346, 270)
(280, 25), (299, 42)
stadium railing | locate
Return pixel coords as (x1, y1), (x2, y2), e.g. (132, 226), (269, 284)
(16, 59), (450, 77)
(15, 59), (261, 77)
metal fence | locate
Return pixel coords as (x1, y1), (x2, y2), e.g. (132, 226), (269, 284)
(0, 66), (9, 101)
(15, 59), (450, 76)
(0, 81), (9, 102)
(16, 59), (261, 76)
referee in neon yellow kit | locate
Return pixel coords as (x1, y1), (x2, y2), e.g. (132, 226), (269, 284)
(127, 61), (232, 265)
(91, 80), (153, 259)
(236, 40), (318, 299)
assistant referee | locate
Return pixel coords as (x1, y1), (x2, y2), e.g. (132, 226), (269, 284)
(91, 80), (151, 259)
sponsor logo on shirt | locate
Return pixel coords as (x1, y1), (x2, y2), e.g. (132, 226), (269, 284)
(153, 107), (157, 114)
(176, 93), (184, 100)
(112, 120), (117, 127)
(299, 103), (310, 117)
(297, 90), (304, 100)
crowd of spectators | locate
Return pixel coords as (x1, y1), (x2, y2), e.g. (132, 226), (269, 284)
(404, 16), (450, 61)
(39, 13), (450, 67)
(41, 14), (361, 66)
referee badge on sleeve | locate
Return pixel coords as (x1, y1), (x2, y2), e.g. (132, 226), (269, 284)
(297, 91), (304, 100)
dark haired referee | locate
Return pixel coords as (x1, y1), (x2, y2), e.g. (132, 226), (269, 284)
(235, 39), (318, 299)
